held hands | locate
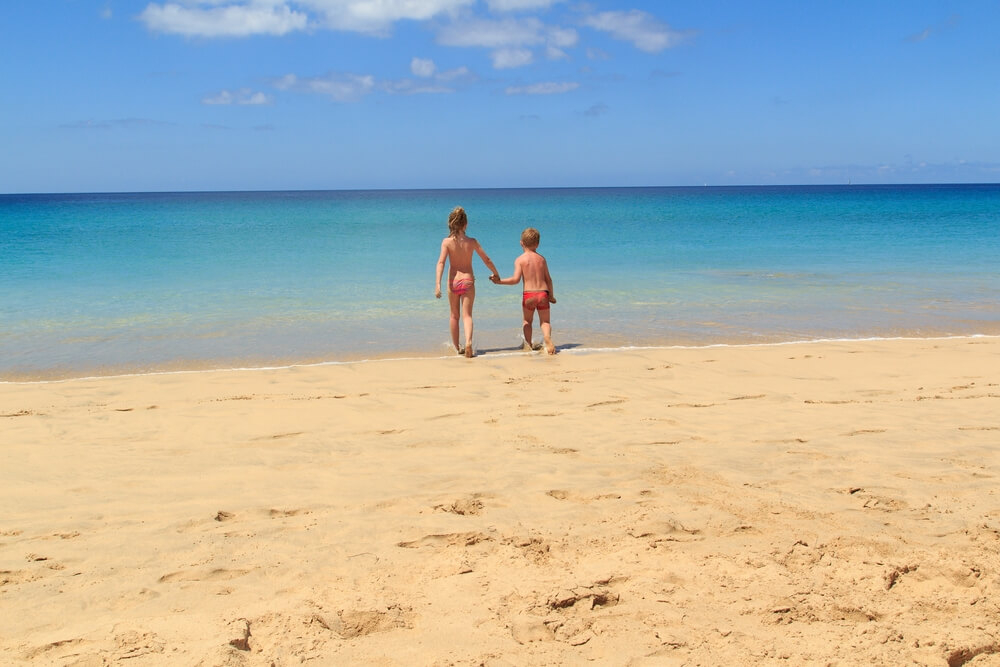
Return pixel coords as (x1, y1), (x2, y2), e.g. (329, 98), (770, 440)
(489, 273), (501, 284)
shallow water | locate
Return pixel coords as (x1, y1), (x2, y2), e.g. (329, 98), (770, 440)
(2, 184), (999, 379)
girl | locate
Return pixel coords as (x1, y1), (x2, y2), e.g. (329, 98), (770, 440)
(434, 206), (500, 357)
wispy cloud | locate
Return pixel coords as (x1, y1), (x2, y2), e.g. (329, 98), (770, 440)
(60, 118), (173, 129)
(650, 69), (680, 80)
(486, 0), (564, 11)
(583, 102), (608, 116)
(274, 62), (473, 100)
(505, 81), (579, 95)
(202, 88), (273, 105)
(582, 9), (693, 53)
(387, 59), (475, 93)
(905, 14), (960, 43)
(437, 16), (547, 48)
(273, 72), (375, 102)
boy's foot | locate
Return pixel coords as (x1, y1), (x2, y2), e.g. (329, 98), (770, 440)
(522, 340), (534, 352)
(544, 339), (557, 355)
(457, 347), (465, 356)
(465, 345), (475, 358)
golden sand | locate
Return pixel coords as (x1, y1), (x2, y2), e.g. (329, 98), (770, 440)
(2, 337), (999, 664)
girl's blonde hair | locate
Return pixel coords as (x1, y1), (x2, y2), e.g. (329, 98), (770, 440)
(448, 206), (468, 237)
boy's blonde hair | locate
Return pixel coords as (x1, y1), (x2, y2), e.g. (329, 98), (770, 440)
(448, 206), (468, 237)
(520, 227), (540, 249)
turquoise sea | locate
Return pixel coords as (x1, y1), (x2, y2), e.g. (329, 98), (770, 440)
(2, 184), (999, 380)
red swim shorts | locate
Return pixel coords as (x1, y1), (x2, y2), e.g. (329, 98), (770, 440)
(522, 290), (550, 310)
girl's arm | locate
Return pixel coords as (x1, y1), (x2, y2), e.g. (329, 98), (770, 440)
(435, 240), (449, 298)
(475, 242), (500, 280)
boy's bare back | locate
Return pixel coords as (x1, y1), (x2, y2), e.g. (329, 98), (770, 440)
(514, 250), (554, 294)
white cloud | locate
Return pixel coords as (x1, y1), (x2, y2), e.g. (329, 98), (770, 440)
(505, 81), (578, 95)
(437, 65), (471, 81)
(492, 48), (533, 69)
(547, 25), (576, 48)
(582, 9), (691, 53)
(411, 57), (436, 77)
(274, 72), (375, 102)
(139, 2), (308, 37)
(299, 0), (474, 34)
(486, 0), (564, 11)
(140, 0), (474, 37)
(546, 45), (567, 60)
(202, 88), (274, 105)
(437, 17), (576, 69)
(386, 62), (475, 92)
(437, 16), (545, 48)
(381, 80), (453, 94)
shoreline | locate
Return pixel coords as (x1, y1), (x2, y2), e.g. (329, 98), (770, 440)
(4, 331), (998, 385)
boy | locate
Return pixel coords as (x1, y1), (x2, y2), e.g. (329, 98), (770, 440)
(435, 206), (500, 358)
(490, 227), (557, 354)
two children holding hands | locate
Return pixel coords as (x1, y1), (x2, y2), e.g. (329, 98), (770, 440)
(435, 206), (556, 357)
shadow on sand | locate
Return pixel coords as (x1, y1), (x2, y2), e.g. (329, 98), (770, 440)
(475, 342), (583, 356)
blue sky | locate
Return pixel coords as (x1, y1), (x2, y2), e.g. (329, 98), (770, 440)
(2, 1), (998, 193)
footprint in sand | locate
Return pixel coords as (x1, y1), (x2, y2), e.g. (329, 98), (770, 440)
(313, 606), (414, 638)
(843, 428), (887, 436)
(158, 567), (254, 583)
(434, 497), (485, 516)
(586, 398), (627, 408)
(396, 531), (492, 549)
(1, 410), (35, 418)
(507, 579), (623, 646)
(503, 535), (551, 563)
(546, 489), (621, 503)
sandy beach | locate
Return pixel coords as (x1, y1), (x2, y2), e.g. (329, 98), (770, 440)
(2, 337), (999, 665)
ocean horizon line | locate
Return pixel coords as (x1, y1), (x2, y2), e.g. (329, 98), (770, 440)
(4, 181), (1000, 198)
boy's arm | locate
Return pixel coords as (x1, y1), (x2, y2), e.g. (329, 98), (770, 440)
(496, 257), (524, 286)
(544, 258), (556, 302)
(435, 240), (448, 298)
(475, 242), (500, 280)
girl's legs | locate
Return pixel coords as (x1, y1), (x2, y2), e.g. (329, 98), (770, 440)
(448, 291), (462, 352)
(462, 287), (476, 357)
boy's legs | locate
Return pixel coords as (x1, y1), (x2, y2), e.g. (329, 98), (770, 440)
(538, 307), (555, 354)
(521, 305), (535, 350)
